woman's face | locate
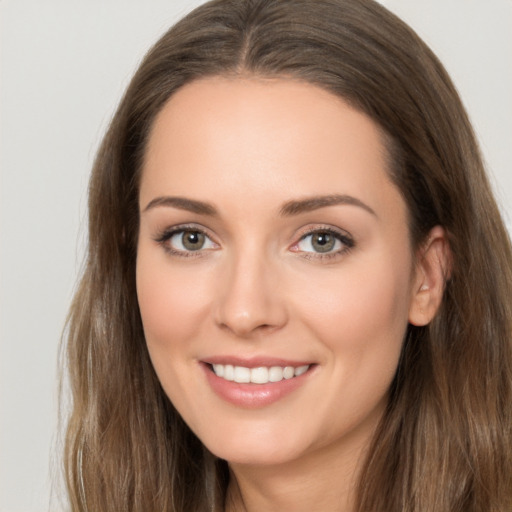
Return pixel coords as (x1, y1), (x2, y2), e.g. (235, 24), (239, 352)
(136, 77), (422, 466)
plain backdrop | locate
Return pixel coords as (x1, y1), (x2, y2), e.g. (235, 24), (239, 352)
(1, 1), (511, 511)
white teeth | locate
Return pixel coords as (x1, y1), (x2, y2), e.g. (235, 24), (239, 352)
(211, 364), (310, 384)
(224, 364), (234, 381)
(212, 364), (224, 377)
(294, 365), (309, 377)
(250, 367), (269, 384)
(269, 366), (283, 382)
(234, 366), (251, 383)
(283, 366), (295, 379)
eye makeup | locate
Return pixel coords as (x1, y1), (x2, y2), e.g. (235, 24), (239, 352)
(290, 225), (355, 262)
(153, 223), (218, 258)
(152, 221), (355, 263)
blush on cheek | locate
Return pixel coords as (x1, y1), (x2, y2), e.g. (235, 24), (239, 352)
(300, 266), (410, 358)
(136, 259), (212, 348)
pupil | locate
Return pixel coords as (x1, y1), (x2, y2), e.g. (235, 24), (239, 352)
(183, 231), (204, 250)
(312, 232), (334, 253)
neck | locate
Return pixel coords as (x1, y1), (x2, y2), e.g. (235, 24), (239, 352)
(224, 433), (371, 512)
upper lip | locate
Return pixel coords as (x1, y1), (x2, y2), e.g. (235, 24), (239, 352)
(201, 356), (314, 368)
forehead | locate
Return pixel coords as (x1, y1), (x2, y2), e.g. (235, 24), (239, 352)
(140, 77), (402, 221)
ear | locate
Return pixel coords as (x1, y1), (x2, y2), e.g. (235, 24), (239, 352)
(408, 226), (452, 326)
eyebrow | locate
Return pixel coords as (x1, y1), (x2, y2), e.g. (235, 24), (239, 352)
(280, 194), (376, 217)
(143, 196), (218, 216)
(142, 193), (376, 217)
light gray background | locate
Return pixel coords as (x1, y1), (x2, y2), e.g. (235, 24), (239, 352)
(1, 1), (511, 511)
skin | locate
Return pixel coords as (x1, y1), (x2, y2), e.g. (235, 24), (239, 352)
(136, 77), (447, 511)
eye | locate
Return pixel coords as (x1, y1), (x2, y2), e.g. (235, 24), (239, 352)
(171, 230), (211, 251)
(156, 227), (217, 255)
(298, 231), (339, 253)
(292, 228), (354, 257)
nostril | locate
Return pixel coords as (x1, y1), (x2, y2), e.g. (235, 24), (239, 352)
(213, 274), (289, 337)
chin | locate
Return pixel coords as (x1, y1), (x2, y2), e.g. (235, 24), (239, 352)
(211, 443), (302, 467)
(196, 422), (313, 467)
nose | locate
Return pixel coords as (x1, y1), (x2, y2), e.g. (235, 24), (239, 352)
(213, 250), (288, 338)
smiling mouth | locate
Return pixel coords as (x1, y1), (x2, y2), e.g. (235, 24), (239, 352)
(208, 364), (310, 384)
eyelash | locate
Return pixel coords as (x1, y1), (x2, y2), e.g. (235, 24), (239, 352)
(291, 226), (355, 261)
(154, 224), (216, 258)
(153, 224), (355, 260)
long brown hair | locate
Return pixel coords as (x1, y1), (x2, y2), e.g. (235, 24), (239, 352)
(63, 0), (512, 510)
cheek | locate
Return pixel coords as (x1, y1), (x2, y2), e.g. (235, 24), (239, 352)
(136, 249), (212, 348)
(288, 256), (412, 438)
(294, 255), (412, 369)
(136, 246), (216, 414)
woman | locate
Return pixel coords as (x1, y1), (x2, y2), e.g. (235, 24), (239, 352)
(63, 0), (512, 510)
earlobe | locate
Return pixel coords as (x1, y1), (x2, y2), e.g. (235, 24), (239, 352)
(408, 226), (451, 326)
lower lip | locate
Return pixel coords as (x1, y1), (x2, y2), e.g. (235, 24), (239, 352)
(201, 363), (313, 409)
